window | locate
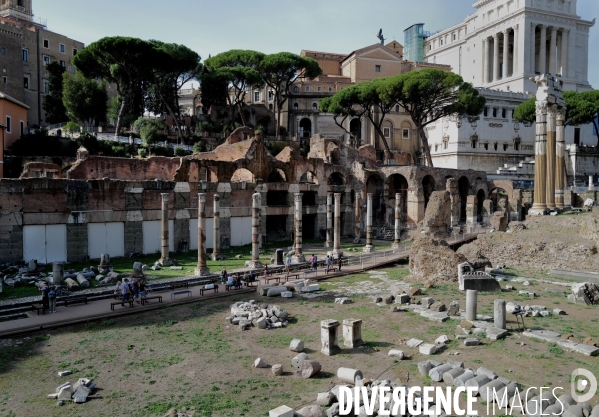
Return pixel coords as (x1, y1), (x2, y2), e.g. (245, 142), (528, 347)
(503, 143), (508, 151)
(312, 102), (318, 110)
(492, 108), (497, 117)
(23, 75), (29, 89)
(317, 86), (321, 92)
(22, 49), (28, 62)
(383, 127), (390, 138)
(429, 44), (432, 51)
(293, 103), (298, 110)
(73, 48), (78, 55)
(60, 43), (65, 53)
(1, 47), (5, 54)
(443, 140), (448, 149)
(395, 105), (400, 113)
(375, 65), (381, 72)
(43, 39), (49, 48)
(268, 91), (274, 101)
(501, 108), (506, 118)
(305, 86), (310, 92)
(471, 138), (478, 148)
(43, 55), (50, 65)
(483, 107), (488, 117)
(514, 138), (520, 150)
(453, 34), (456, 41)
(328, 87), (332, 92)
(60, 60), (66, 67)
(5, 116), (11, 133)
(254, 91), (260, 102)
(483, 143), (489, 150)
(44, 81), (49, 94)
(268, 104), (273, 110)
(199, 167), (207, 182)
(440, 39), (443, 46)
(494, 142), (498, 151)
(293, 86), (299, 93)
(2, 76), (7, 84)
(402, 128), (409, 139)
(574, 127), (581, 145)
(20, 121), (24, 135)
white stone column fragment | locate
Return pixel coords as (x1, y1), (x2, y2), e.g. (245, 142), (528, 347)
(493, 33), (500, 82)
(539, 25), (547, 74)
(392, 193), (401, 249)
(194, 193), (209, 276)
(159, 193), (171, 265)
(555, 107), (566, 209)
(292, 193), (305, 263)
(494, 299), (506, 330)
(502, 29), (509, 78)
(325, 193), (332, 248)
(466, 290), (477, 322)
(363, 193), (374, 252)
(248, 192), (262, 268)
(353, 192), (361, 243)
(332, 193), (343, 259)
(211, 194), (220, 261)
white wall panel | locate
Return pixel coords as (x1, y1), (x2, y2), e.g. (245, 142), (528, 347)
(23, 224), (67, 263)
(142, 220), (174, 255)
(23, 225), (46, 263)
(45, 225), (67, 263)
(188, 218), (214, 250)
(230, 217), (252, 247)
(88, 223), (125, 259)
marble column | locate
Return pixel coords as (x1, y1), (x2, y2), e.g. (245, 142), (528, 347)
(466, 290), (477, 322)
(363, 193), (374, 252)
(493, 34), (500, 82)
(325, 193), (333, 248)
(353, 192), (361, 244)
(483, 39), (490, 84)
(589, 175), (595, 191)
(494, 299), (507, 330)
(530, 23), (537, 73)
(560, 29), (569, 77)
(331, 193), (343, 258)
(539, 25), (547, 74)
(513, 25), (519, 75)
(248, 192), (262, 268)
(549, 27), (558, 74)
(502, 29), (510, 79)
(392, 193), (401, 249)
(292, 193), (305, 263)
(555, 108), (566, 209)
(530, 100), (548, 215)
(159, 193), (171, 265)
(211, 194), (220, 261)
(546, 105), (557, 210)
(194, 193), (209, 275)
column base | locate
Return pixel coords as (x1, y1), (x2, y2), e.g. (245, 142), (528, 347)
(291, 254), (305, 264)
(321, 346), (342, 356)
(547, 204), (556, 210)
(194, 266), (211, 276)
(363, 245), (375, 253)
(328, 249), (344, 259)
(391, 242), (401, 250)
(324, 241), (332, 248)
(158, 258), (174, 267)
(528, 205), (548, 216)
(211, 253), (221, 261)
(246, 260), (263, 269)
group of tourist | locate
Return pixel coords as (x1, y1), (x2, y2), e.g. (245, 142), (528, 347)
(38, 282), (57, 314)
(219, 269), (257, 289)
(114, 278), (148, 305)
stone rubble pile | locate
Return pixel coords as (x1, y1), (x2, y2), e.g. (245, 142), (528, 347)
(225, 300), (290, 330)
(522, 330), (599, 356)
(568, 282), (599, 305)
(505, 302), (557, 317)
(46, 377), (96, 405)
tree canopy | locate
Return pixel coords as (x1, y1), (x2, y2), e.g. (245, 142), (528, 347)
(258, 52), (322, 138)
(62, 72), (108, 127)
(42, 62), (67, 125)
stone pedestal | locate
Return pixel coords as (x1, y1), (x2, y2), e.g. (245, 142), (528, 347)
(332, 193), (343, 259)
(320, 319), (341, 356)
(292, 193), (305, 263)
(342, 318), (363, 348)
(466, 290), (477, 322)
(194, 193), (210, 276)
(494, 299), (506, 330)
(159, 193), (173, 266)
(211, 194), (221, 261)
(353, 192), (361, 244)
(247, 192), (263, 269)
(589, 175), (595, 191)
(363, 193), (374, 252)
(325, 194), (332, 248)
(98, 253), (111, 271)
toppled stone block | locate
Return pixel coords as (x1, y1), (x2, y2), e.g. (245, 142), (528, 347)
(57, 371), (72, 377)
(419, 343), (437, 355)
(316, 392), (334, 406)
(254, 358), (267, 368)
(430, 302), (446, 312)
(476, 367), (498, 380)
(395, 294), (410, 304)
(271, 364), (283, 376)
(406, 339), (424, 348)
(388, 349), (405, 359)
(429, 364), (453, 382)
(421, 297), (434, 308)
(56, 386), (72, 402)
(435, 335), (449, 345)
(383, 295), (395, 304)
(72, 385), (90, 403)
(301, 284), (320, 293)
(334, 297), (352, 304)
(408, 287), (422, 297)
(269, 405), (294, 417)
(290, 339), (304, 352)
(447, 301), (460, 316)
(486, 327), (509, 341)
(296, 405), (327, 417)
(281, 291), (293, 298)
(297, 360), (321, 379)
(464, 338), (480, 346)
(292, 352), (309, 368)
(553, 308), (566, 315)
(337, 367), (363, 384)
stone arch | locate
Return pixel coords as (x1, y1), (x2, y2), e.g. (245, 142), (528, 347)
(477, 189), (485, 223)
(267, 169), (286, 183)
(230, 168), (254, 183)
(366, 173), (385, 224)
(387, 173), (408, 222)
(299, 171), (319, 185)
(299, 118), (311, 139)
(350, 118), (361, 143)
(458, 176), (470, 223)
(422, 175), (436, 209)
(327, 172), (345, 186)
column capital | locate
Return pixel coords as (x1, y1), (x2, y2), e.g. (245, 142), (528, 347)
(294, 192), (302, 203)
(483, 37), (489, 44)
(556, 107), (566, 121)
(334, 192), (342, 201)
(367, 193), (373, 200)
(161, 193), (169, 202)
(213, 193), (220, 202)
(512, 24), (519, 31)
(493, 33), (499, 40)
(547, 104), (558, 117)
(535, 100), (548, 116)
(198, 193), (206, 203)
(551, 26), (558, 34)
(502, 28), (510, 35)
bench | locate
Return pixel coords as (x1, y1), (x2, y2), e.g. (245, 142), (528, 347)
(325, 267), (338, 274)
(303, 270), (318, 278)
(111, 300), (133, 310)
(199, 286), (218, 296)
(243, 279), (259, 287)
(169, 282), (189, 290)
(31, 303), (45, 315)
(285, 273), (300, 281)
(62, 295), (88, 307)
(171, 290), (192, 300)
(264, 276), (281, 284)
(141, 295), (163, 306)
(225, 284), (242, 291)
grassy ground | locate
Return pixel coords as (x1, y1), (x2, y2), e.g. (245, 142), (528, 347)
(1, 266), (598, 417)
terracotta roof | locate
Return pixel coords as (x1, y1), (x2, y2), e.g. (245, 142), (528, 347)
(0, 92), (30, 109)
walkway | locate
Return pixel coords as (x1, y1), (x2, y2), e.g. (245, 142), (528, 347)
(0, 233), (479, 338)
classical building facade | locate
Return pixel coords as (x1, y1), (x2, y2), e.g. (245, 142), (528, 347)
(407, 0), (596, 181)
(0, 0), (85, 128)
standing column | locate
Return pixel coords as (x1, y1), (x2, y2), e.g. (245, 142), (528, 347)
(539, 25), (547, 74)
(211, 194), (220, 261)
(353, 192), (361, 243)
(292, 193), (305, 263)
(530, 100), (548, 214)
(194, 193), (209, 276)
(549, 27), (558, 74)
(530, 23), (537, 73)
(392, 193), (401, 249)
(248, 192), (262, 268)
(546, 104), (557, 210)
(555, 107), (566, 209)
(363, 193), (374, 252)
(493, 34), (500, 82)
(513, 25), (519, 75)
(483, 39), (490, 84)
(494, 299), (506, 330)
(466, 290), (477, 322)
(560, 29), (569, 77)
(502, 29), (509, 79)
(325, 194), (333, 248)
(159, 193), (171, 265)
(332, 193), (343, 259)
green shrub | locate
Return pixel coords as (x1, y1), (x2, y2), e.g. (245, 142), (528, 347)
(138, 148), (148, 158)
(64, 121), (81, 136)
(140, 120), (167, 146)
(192, 141), (206, 153)
(173, 146), (190, 157)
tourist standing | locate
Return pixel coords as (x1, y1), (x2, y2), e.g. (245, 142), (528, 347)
(48, 285), (57, 313)
(338, 256), (343, 272)
(40, 282), (49, 313)
(285, 254), (291, 273)
(114, 280), (122, 299)
(121, 278), (131, 306)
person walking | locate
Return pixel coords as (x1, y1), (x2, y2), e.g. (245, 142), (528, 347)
(48, 285), (57, 313)
(121, 278), (131, 306)
(338, 256), (343, 272)
(263, 263), (268, 280)
(139, 280), (147, 303)
(285, 254), (291, 274)
(313, 254), (318, 273)
(132, 279), (140, 303)
(114, 280), (122, 299)
(309, 254), (315, 271)
(40, 282), (49, 314)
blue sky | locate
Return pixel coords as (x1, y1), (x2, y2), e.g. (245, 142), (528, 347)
(35, 0), (598, 88)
